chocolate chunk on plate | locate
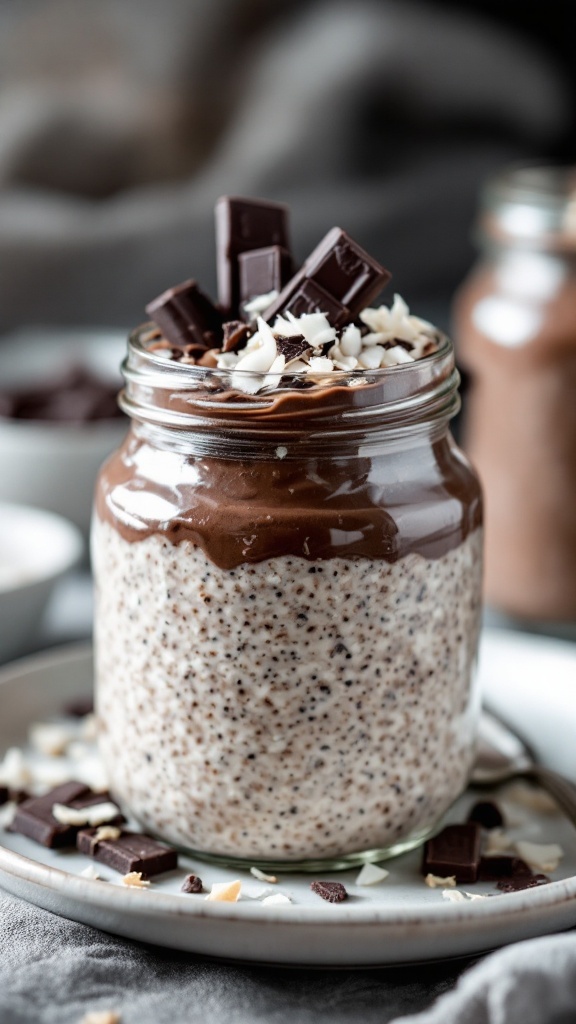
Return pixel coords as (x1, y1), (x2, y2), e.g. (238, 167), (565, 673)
(78, 828), (178, 877)
(181, 873), (203, 894)
(423, 823), (482, 883)
(310, 880), (348, 903)
(0, 786), (8, 807)
(10, 782), (122, 848)
(478, 856), (531, 881)
(468, 800), (504, 830)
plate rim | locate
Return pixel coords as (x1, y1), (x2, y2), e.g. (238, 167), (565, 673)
(1, 633), (576, 950)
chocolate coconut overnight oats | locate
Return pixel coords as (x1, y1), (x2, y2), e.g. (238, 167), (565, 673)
(92, 197), (483, 869)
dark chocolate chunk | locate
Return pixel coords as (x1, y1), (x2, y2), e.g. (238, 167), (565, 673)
(478, 856), (531, 881)
(468, 801), (504, 831)
(222, 320), (252, 353)
(215, 196), (291, 316)
(423, 823), (482, 883)
(0, 786), (8, 807)
(497, 873), (550, 893)
(77, 828), (178, 877)
(239, 245), (293, 308)
(263, 227), (390, 327)
(310, 880), (348, 903)
(274, 335), (311, 364)
(64, 696), (94, 719)
(181, 873), (203, 893)
(10, 783), (122, 848)
(146, 278), (223, 350)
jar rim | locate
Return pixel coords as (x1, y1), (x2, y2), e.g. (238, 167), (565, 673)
(119, 323), (459, 442)
(478, 162), (576, 249)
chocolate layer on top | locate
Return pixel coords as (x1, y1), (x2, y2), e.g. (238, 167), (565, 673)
(96, 416), (482, 570)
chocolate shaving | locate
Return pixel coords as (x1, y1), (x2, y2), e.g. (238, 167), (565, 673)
(222, 320), (252, 353)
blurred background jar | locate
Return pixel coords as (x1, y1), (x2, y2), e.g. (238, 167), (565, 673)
(453, 165), (576, 624)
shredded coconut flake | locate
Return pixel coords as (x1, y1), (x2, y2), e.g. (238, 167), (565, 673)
(484, 828), (514, 856)
(205, 880), (242, 902)
(250, 866), (277, 883)
(514, 841), (564, 872)
(355, 863), (390, 886)
(52, 801), (120, 827)
(425, 873), (457, 888)
(80, 864), (103, 880)
(442, 889), (467, 903)
(261, 893), (292, 905)
(122, 872), (150, 888)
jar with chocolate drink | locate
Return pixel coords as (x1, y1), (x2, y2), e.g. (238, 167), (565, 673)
(92, 198), (483, 869)
(453, 166), (576, 624)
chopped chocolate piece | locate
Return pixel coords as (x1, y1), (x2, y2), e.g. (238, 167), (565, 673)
(468, 801), (504, 831)
(215, 196), (291, 316)
(497, 873), (550, 893)
(239, 245), (293, 307)
(478, 856), (531, 881)
(222, 320), (252, 353)
(310, 880), (348, 903)
(181, 873), (203, 893)
(0, 786), (8, 807)
(422, 823), (482, 883)
(146, 278), (223, 350)
(274, 335), (311, 363)
(77, 828), (178, 876)
(263, 227), (390, 327)
(10, 783), (122, 848)
(64, 696), (94, 718)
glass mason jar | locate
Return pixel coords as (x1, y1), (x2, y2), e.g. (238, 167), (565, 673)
(92, 325), (483, 870)
(453, 165), (576, 622)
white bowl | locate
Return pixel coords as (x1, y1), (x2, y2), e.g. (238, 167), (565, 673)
(0, 502), (83, 664)
(0, 328), (129, 535)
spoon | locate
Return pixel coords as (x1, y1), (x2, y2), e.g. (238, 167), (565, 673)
(473, 709), (576, 829)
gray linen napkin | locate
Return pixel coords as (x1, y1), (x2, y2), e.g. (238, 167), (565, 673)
(1, 887), (575, 1024)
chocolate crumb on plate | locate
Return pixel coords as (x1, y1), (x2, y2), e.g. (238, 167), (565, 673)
(310, 880), (348, 903)
(497, 873), (551, 893)
(181, 873), (204, 894)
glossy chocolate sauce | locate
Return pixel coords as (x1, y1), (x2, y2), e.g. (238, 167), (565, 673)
(96, 365), (482, 571)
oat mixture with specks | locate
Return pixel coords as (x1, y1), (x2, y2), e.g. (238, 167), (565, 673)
(93, 519), (482, 862)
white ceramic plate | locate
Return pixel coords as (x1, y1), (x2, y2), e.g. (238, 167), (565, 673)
(0, 630), (575, 967)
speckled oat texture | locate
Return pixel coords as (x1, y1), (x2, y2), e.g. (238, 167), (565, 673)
(93, 518), (482, 862)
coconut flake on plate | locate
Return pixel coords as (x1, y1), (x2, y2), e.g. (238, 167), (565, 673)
(355, 863), (390, 886)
